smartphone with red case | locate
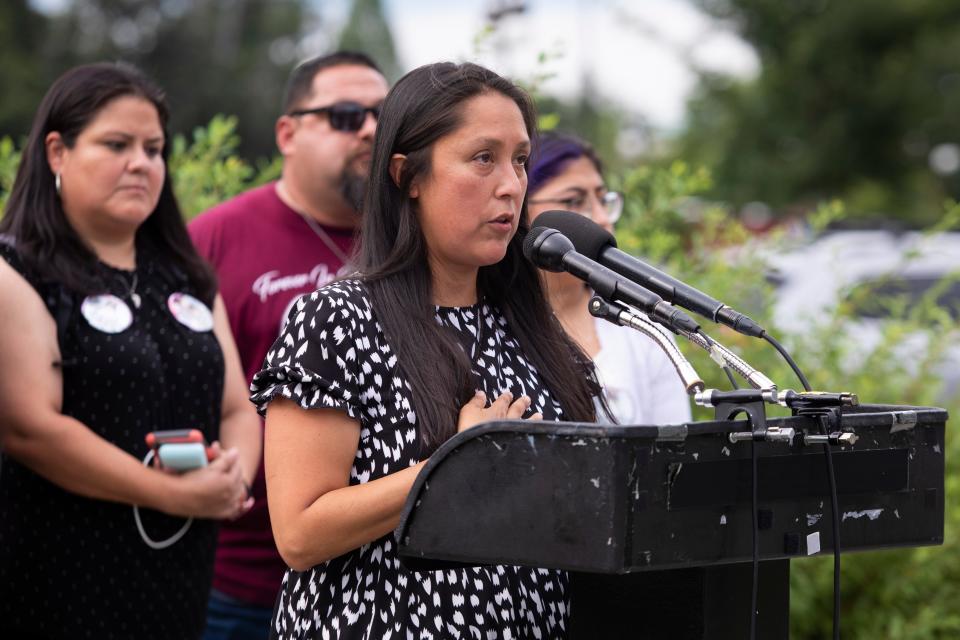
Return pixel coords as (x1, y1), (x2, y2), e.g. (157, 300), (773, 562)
(146, 429), (212, 472)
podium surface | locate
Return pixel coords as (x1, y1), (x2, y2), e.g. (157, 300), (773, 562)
(397, 404), (945, 638)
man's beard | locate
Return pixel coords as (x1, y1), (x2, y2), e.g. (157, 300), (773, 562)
(338, 168), (368, 215)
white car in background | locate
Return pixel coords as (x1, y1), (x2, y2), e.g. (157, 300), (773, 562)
(763, 230), (960, 402)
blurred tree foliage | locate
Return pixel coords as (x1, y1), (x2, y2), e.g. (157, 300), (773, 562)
(168, 115), (280, 219)
(0, 0), (314, 160)
(617, 160), (960, 639)
(537, 85), (628, 177)
(0, 0), (409, 162)
(681, 0), (960, 227)
(0, 1), (49, 141)
(337, 0), (403, 83)
(0, 138), (22, 215)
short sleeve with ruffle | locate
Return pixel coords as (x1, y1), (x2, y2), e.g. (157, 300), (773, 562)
(251, 278), (572, 638)
(250, 280), (372, 421)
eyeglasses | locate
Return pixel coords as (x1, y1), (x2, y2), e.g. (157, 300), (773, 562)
(528, 190), (624, 224)
(287, 101), (381, 132)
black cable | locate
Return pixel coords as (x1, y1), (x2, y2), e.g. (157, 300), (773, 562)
(764, 331), (839, 636)
(764, 330), (839, 636)
(723, 366), (741, 390)
(750, 437), (759, 640)
(817, 415), (842, 640)
(763, 333), (812, 391)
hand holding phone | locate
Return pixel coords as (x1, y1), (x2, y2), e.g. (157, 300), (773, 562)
(146, 429), (212, 472)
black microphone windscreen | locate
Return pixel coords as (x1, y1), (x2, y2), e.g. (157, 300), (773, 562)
(532, 210), (616, 260)
(521, 226), (551, 264)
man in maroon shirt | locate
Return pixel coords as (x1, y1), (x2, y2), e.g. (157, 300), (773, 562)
(189, 51), (389, 639)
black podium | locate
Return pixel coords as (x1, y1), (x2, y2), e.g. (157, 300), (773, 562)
(396, 404), (945, 639)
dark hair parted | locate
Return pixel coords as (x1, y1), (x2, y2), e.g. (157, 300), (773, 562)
(282, 50), (383, 114)
(528, 130), (603, 196)
(358, 61), (602, 453)
(0, 62), (216, 303)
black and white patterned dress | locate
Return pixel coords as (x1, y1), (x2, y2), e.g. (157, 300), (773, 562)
(251, 279), (570, 639)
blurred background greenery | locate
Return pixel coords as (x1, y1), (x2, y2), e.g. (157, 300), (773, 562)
(2, 0), (959, 637)
(5, 0), (960, 227)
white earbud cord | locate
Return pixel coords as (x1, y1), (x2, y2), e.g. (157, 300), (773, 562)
(133, 449), (193, 549)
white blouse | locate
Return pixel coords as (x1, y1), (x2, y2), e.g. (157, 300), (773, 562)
(593, 316), (693, 426)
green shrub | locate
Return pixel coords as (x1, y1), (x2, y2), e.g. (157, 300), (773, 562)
(616, 162), (959, 639)
(169, 115), (280, 218)
(0, 136), (21, 215)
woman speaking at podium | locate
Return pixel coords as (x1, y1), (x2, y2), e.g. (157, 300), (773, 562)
(252, 62), (603, 638)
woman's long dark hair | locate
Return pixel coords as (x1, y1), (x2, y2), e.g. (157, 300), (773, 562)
(358, 61), (602, 453)
(0, 62), (216, 303)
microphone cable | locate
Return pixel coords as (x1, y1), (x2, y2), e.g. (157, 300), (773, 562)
(763, 332), (812, 392)
(761, 334), (841, 639)
(725, 366), (741, 390)
(816, 414), (842, 640)
(750, 436), (759, 640)
(699, 309), (839, 638)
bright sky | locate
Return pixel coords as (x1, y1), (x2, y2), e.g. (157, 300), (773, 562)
(30, 0), (759, 135)
(380, 0), (759, 132)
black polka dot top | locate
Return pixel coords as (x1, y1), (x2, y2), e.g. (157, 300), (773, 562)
(251, 279), (570, 640)
(0, 240), (225, 640)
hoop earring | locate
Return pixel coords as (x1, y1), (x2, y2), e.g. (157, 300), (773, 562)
(55, 172), (62, 197)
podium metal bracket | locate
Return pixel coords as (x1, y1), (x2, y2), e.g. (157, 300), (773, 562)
(711, 392), (795, 445)
(793, 404), (859, 447)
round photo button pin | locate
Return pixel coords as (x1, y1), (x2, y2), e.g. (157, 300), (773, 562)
(167, 292), (214, 332)
(80, 294), (133, 334)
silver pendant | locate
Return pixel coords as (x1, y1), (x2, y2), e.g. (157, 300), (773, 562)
(130, 292), (142, 309)
(167, 292), (214, 332)
(81, 294), (133, 334)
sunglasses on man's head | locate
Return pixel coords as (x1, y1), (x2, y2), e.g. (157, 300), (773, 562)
(287, 101), (381, 132)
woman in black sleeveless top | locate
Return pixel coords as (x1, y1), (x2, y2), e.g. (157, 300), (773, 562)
(0, 63), (260, 639)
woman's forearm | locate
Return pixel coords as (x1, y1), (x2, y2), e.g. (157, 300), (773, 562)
(2, 413), (178, 512)
(218, 410), (262, 488)
(271, 459), (426, 571)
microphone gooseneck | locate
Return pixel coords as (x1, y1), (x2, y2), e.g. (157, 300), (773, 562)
(588, 296), (704, 395)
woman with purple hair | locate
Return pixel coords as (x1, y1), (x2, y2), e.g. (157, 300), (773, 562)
(528, 131), (692, 425)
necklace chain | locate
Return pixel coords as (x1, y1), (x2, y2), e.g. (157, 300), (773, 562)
(277, 181), (351, 265)
(115, 271), (141, 309)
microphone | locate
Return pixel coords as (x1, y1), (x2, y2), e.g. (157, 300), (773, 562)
(531, 210), (766, 338)
(523, 227), (701, 334)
